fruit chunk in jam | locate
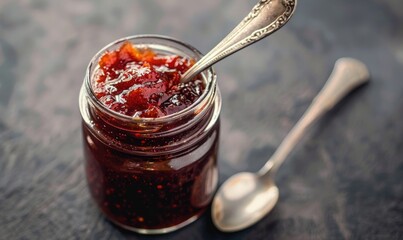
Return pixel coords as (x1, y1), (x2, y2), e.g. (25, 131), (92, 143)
(92, 41), (204, 118)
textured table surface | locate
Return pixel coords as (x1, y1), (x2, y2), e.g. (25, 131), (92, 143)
(1, 0), (403, 239)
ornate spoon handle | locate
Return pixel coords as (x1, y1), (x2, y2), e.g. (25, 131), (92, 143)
(181, 0), (297, 82)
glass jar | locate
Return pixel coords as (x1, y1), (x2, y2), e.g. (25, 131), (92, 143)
(79, 35), (221, 234)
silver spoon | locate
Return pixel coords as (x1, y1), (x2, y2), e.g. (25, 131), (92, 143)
(211, 58), (370, 232)
(181, 0), (297, 83)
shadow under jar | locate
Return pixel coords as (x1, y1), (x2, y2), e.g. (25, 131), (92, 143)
(79, 35), (221, 234)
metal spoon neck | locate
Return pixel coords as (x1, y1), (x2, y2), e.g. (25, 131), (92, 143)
(180, 0), (297, 83)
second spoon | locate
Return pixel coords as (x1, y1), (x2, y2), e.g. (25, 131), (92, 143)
(211, 58), (370, 232)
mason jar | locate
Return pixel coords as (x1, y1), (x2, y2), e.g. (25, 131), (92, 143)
(79, 35), (221, 234)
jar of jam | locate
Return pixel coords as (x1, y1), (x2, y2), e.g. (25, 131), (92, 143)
(79, 35), (221, 234)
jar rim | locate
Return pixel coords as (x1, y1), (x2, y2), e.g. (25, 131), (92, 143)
(84, 34), (216, 124)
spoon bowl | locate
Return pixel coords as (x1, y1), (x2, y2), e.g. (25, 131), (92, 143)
(211, 58), (370, 232)
(212, 172), (279, 232)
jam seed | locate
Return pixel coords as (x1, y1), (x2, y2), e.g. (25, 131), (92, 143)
(106, 188), (115, 195)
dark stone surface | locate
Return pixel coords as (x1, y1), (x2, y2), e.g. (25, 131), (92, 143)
(1, 0), (403, 239)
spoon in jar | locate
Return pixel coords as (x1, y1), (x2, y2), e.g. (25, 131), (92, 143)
(211, 58), (370, 232)
(181, 0), (297, 83)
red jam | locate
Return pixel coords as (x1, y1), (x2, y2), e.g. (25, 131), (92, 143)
(92, 41), (204, 118)
(81, 37), (220, 233)
(83, 131), (219, 230)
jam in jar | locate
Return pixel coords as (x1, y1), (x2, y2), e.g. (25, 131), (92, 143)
(79, 35), (221, 234)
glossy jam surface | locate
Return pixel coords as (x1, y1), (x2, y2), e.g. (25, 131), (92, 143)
(92, 41), (204, 118)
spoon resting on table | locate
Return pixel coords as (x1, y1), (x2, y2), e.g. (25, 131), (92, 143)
(211, 58), (370, 232)
(181, 0), (297, 83)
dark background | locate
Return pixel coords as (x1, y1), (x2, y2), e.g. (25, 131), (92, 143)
(1, 0), (402, 239)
